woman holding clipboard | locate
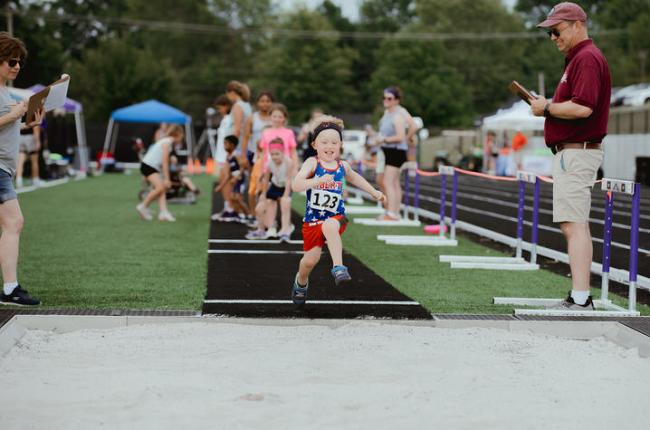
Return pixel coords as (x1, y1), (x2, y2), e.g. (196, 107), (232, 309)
(0, 32), (42, 306)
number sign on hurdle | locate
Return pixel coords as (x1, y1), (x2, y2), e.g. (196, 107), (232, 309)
(439, 170), (540, 270)
(494, 177), (641, 317)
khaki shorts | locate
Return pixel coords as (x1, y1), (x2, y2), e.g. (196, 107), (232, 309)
(552, 148), (603, 223)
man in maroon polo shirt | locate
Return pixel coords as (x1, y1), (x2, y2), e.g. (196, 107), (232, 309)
(531, 2), (611, 311)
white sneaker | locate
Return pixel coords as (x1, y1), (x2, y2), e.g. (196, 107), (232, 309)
(278, 224), (295, 238)
(158, 210), (176, 222)
(136, 203), (153, 221)
(15, 177), (23, 188)
(32, 178), (42, 187)
(265, 227), (277, 239)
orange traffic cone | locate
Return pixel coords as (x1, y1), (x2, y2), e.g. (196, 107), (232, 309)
(193, 159), (201, 174)
(205, 157), (215, 175)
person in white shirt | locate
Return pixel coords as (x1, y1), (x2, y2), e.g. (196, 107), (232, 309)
(136, 124), (185, 222)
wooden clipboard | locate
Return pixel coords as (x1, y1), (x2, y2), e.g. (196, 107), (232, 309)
(508, 81), (534, 105)
(25, 74), (70, 123)
(25, 87), (49, 124)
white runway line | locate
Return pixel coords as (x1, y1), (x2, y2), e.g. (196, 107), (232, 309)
(203, 299), (421, 305)
(208, 250), (305, 254)
(208, 239), (303, 245)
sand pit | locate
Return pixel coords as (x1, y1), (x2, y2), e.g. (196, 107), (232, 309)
(1, 318), (649, 429)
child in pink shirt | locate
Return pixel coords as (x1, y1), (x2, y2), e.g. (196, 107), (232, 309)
(259, 103), (298, 168)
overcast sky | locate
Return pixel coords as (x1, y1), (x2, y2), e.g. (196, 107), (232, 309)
(273, 0), (518, 22)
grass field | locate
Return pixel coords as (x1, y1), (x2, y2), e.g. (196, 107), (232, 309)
(13, 173), (649, 315)
(18, 173), (213, 310)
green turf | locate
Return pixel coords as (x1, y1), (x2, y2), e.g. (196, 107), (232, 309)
(16, 173), (214, 310)
(10, 175), (647, 316)
(293, 195), (650, 315)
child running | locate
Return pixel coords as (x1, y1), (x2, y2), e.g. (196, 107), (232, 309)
(213, 135), (250, 223)
(290, 115), (385, 305)
(246, 138), (296, 241)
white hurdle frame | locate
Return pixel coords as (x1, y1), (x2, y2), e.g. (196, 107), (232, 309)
(494, 178), (642, 317)
(439, 171), (541, 270)
(373, 165), (458, 246)
(353, 164), (421, 227)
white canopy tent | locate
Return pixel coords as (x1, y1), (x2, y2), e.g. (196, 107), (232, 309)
(480, 101), (550, 175)
(481, 100), (545, 131)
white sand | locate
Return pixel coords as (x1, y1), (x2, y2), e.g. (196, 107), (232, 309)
(1, 321), (649, 430)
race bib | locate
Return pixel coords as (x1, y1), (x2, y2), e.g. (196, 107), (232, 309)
(309, 189), (341, 213)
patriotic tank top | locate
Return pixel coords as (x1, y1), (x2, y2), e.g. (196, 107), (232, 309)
(304, 159), (346, 223)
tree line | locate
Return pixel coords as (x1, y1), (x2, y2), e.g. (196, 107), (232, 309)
(8, 0), (649, 128)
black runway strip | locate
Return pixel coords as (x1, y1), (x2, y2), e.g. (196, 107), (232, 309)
(203, 193), (432, 319)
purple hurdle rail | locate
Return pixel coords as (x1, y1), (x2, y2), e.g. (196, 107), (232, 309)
(514, 171), (540, 264)
(600, 179), (641, 313)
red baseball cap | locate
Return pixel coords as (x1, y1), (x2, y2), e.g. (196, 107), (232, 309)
(537, 2), (587, 28)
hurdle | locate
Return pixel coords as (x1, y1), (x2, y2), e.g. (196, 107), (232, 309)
(494, 178), (642, 317)
(345, 161), (373, 206)
(374, 165), (458, 246)
(439, 170), (540, 270)
(353, 164), (421, 227)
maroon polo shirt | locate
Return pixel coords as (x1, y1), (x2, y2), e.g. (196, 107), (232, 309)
(544, 39), (611, 147)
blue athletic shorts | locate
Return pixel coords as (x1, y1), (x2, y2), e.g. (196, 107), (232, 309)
(0, 169), (17, 203)
(233, 179), (246, 194)
(266, 184), (286, 200)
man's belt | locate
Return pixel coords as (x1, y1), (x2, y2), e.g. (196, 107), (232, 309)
(555, 142), (602, 152)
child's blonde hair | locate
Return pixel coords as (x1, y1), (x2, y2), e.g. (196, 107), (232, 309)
(308, 115), (344, 144)
(167, 124), (184, 139)
(308, 115), (344, 134)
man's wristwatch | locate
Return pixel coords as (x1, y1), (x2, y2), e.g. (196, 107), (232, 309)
(543, 102), (552, 118)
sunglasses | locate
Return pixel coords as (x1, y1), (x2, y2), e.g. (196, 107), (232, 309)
(383, 96), (395, 101)
(5, 59), (24, 68)
(547, 22), (573, 38)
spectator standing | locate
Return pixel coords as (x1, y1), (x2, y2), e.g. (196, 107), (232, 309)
(511, 128), (528, 170)
(0, 32), (42, 306)
(241, 91), (274, 215)
(225, 81), (252, 168)
(15, 124), (41, 188)
(531, 2), (611, 310)
(259, 103), (298, 168)
(376, 86), (408, 221)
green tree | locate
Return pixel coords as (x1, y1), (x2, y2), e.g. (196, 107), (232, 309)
(67, 38), (176, 120)
(359, 0), (416, 33)
(9, 0), (128, 87)
(416, 0), (530, 115)
(516, 0), (650, 86)
(352, 0), (418, 112)
(252, 9), (357, 123)
(123, 0), (273, 118)
(370, 33), (473, 127)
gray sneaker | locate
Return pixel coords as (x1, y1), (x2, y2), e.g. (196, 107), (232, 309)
(548, 293), (594, 310)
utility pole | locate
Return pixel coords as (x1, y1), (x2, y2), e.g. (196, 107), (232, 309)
(640, 51), (647, 83)
(5, 3), (13, 36)
(538, 72), (545, 98)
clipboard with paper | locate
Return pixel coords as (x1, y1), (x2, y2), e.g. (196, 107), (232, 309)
(508, 81), (535, 105)
(25, 74), (70, 123)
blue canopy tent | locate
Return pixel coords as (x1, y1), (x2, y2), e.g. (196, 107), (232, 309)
(102, 100), (195, 165)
